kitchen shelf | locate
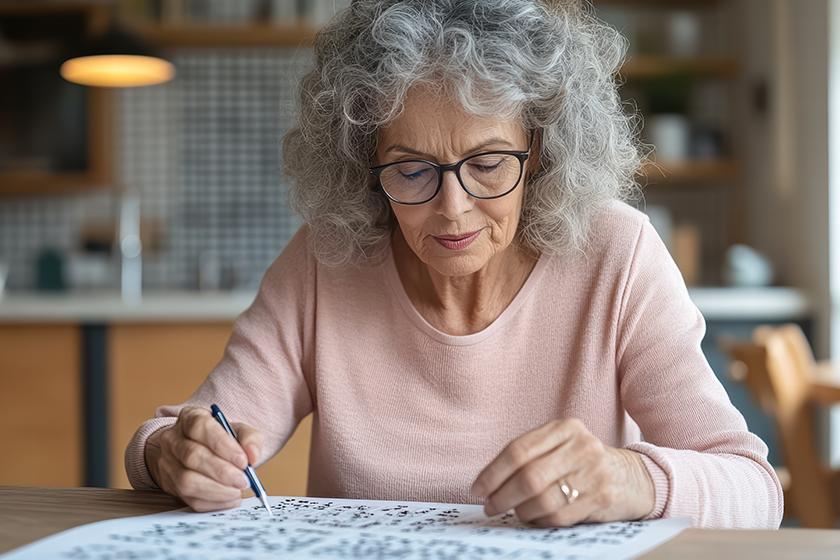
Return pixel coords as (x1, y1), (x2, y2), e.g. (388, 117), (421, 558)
(130, 23), (316, 47)
(597, 0), (724, 5)
(0, 1), (108, 31)
(601, 0), (746, 284)
(0, 2), (115, 197)
(641, 158), (741, 184)
(622, 56), (739, 78)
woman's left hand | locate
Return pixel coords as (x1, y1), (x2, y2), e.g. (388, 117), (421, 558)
(470, 418), (655, 526)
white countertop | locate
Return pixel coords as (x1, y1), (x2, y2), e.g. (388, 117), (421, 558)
(0, 291), (258, 323)
(687, 286), (811, 321)
(0, 286), (811, 323)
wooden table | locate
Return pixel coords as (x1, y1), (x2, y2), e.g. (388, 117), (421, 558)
(1, 486), (839, 559)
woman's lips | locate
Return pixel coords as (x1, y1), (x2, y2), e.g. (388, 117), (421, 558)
(434, 230), (481, 251)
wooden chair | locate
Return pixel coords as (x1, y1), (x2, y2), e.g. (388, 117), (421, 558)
(723, 324), (840, 528)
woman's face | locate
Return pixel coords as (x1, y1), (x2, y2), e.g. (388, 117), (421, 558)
(375, 89), (531, 278)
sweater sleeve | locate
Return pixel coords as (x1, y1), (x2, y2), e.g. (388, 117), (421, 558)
(615, 217), (783, 529)
(125, 227), (316, 490)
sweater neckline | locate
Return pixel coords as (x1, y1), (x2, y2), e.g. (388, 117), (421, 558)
(384, 243), (549, 346)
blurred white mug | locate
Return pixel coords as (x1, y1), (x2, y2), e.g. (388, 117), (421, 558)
(648, 114), (691, 162)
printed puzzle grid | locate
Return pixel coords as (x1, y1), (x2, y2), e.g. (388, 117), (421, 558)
(0, 496), (689, 560)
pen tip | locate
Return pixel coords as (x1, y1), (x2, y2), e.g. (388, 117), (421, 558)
(261, 496), (272, 516)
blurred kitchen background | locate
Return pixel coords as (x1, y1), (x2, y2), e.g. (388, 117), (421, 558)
(1, 0), (839, 525)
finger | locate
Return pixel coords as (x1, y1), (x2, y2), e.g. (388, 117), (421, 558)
(471, 419), (582, 497)
(167, 435), (250, 491)
(527, 497), (592, 528)
(486, 427), (606, 518)
(184, 495), (244, 513)
(231, 422), (265, 466)
(166, 464), (246, 505)
(514, 481), (589, 526)
(178, 407), (248, 469)
(483, 441), (578, 516)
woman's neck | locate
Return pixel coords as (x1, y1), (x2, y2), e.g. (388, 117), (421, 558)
(392, 230), (539, 336)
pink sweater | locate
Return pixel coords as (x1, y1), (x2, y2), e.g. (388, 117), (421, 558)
(126, 201), (783, 529)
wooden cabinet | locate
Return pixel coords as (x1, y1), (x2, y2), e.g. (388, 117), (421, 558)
(0, 325), (82, 487)
(0, 2), (114, 196)
(108, 323), (311, 495)
(0, 320), (311, 493)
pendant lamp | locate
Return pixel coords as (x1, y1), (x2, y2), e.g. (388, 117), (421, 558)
(60, 24), (174, 87)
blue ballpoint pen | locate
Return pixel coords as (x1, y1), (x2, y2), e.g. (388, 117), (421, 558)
(210, 404), (273, 516)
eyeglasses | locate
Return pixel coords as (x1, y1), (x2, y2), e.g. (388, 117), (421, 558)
(369, 149), (530, 205)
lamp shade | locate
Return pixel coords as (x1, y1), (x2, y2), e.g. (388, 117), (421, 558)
(60, 25), (174, 87)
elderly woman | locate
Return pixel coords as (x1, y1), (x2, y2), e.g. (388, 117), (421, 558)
(127, 0), (782, 529)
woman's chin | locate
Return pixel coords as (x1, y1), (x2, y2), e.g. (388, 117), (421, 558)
(422, 251), (491, 278)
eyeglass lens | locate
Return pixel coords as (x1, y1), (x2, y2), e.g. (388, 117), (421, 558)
(379, 153), (524, 204)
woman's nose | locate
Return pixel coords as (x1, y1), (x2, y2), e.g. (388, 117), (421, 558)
(434, 170), (474, 219)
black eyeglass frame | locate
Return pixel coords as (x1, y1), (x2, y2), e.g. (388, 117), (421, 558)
(369, 149), (531, 206)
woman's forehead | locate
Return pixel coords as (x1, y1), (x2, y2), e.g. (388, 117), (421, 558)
(378, 90), (526, 153)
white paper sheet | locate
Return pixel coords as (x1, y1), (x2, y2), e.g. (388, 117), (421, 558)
(1, 495), (689, 559)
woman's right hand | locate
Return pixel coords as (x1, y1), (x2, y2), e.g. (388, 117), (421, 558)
(144, 406), (264, 512)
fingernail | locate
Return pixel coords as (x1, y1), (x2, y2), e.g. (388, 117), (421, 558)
(484, 503), (497, 517)
(471, 482), (484, 497)
(234, 454), (248, 469)
(237, 473), (250, 489)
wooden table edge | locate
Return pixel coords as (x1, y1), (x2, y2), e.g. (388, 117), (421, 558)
(2, 486), (839, 558)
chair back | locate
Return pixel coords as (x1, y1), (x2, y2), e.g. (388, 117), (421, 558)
(725, 324), (836, 527)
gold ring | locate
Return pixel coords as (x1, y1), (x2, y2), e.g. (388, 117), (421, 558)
(559, 481), (579, 505)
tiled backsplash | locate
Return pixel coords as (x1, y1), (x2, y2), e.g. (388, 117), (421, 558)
(0, 48), (310, 291)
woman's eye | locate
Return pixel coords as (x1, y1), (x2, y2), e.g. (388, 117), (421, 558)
(468, 159), (503, 173)
(401, 169), (429, 180)
(395, 164), (433, 182)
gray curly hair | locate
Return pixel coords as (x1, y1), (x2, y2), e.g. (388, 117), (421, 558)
(283, 0), (643, 266)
